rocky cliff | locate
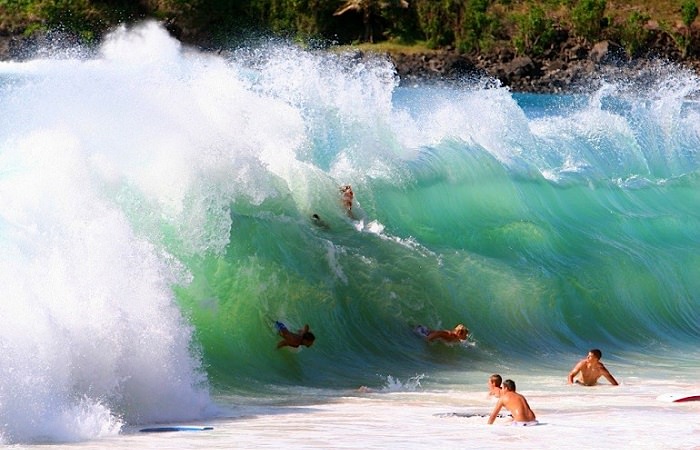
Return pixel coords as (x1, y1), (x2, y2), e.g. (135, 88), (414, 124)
(2, 25), (699, 93)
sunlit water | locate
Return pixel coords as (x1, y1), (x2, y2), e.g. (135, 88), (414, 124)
(1, 21), (699, 449)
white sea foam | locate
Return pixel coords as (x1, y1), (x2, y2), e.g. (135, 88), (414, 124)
(17, 372), (700, 449)
(2, 19), (700, 447)
(0, 22), (220, 444)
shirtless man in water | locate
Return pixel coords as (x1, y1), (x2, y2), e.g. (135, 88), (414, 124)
(487, 374), (503, 397)
(567, 349), (619, 386)
(418, 323), (469, 343)
(487, 379), (537, 426)
(275, 321), (315, 349)
(340, 185), (354, 218)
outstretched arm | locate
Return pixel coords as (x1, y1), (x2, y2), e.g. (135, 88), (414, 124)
(487, 400), (504, 425)
(600, 364), (619, 385)
(567, 360), (583, 384)
(277, 328), (296, 349)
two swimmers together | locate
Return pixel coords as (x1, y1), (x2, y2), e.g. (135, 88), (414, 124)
(486, 349), (618, 426)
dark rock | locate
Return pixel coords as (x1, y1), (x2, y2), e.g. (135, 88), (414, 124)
(506, 56), (536, 77)
(545, 59), (567, 71)
(590, 40), (625, 64)
(2, 22), (700, 94)
(568, 44), (588, 61)
(498, 47), (514, 62)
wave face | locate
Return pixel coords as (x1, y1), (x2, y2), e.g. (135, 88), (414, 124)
(1, 21), (700, 443)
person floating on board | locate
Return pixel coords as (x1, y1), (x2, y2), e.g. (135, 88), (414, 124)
(567, 348), (619, 386)
(339, 184), (354, 218)
(488, 373), (503, 398)
(415, 323), (469, 343)
(487, 379), (538, 426)
(275, 321), (315, 349)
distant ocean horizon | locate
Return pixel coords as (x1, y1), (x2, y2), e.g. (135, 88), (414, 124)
(1, 21), (698, 448)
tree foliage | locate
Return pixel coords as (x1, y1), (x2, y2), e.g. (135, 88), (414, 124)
(571, 0), (606, 43)
(333, 0), (409, 43)
(618, 10), (650, 58)
(413, 0), (457, 48)
(681, 0), (699, 29)
(0, 0), (696, 60)
(512, 4), (556, 56)
(460, 0), (495, 52)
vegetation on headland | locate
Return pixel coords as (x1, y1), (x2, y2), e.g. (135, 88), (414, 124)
(1, 1), (699, 89)
(0, 1), (697, 58)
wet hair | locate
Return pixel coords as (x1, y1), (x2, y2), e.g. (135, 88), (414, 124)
(303, 332), (316, 344)
(589, 349), (602, 359)
(503, 379), (516, 391)
(490, 374), (502, 387)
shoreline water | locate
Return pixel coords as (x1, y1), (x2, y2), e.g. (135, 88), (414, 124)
(17, 370), (700, 449)
(2, 22), (699, 447)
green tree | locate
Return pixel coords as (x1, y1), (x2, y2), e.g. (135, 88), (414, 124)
(660, 0), (698, 59)
(513, 4), (555, 56)
(26, 0), (122, 41)
(460, 0), (494, 52)
(680, 0), (698, 57)
(619, 10), (650, 58)
(414, 0), (458, 48)
(681, 0), (698, 45)
(571, 0), (606, 43)
(333, 0), (409, 43)
(293, 0), (344, 40)
(681, 0), (699, 29)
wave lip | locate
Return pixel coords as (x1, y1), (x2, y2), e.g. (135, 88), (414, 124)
(2, 21), (700, 444)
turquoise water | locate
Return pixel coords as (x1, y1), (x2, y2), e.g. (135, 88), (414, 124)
(177, 76), (700, 392)
(1, 22), (699, 444)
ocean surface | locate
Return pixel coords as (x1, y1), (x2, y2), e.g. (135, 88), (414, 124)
(1, 21), (699, 449)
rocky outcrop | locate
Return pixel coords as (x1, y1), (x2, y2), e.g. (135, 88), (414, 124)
(2, 26), (699, 93)
(389, 50), (483, 82)
(386, 30), (700, 92)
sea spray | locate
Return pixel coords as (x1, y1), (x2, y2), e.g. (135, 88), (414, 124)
(0, 23), (214, 444)
(1, 21), (699, 445)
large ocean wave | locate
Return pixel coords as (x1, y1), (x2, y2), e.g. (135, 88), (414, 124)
(1, 21), (699, 444)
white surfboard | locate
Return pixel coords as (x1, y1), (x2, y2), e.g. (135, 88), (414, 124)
(656, 393), (700, 403)
(139, 425), (214, 432)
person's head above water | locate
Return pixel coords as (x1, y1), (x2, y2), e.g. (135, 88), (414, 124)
(301, 331), (315, 347)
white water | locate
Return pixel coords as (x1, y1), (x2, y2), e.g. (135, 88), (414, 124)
(2, 20), (700, 448)
(20, 373), (700, 449)
(0, 22), (217, 444)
